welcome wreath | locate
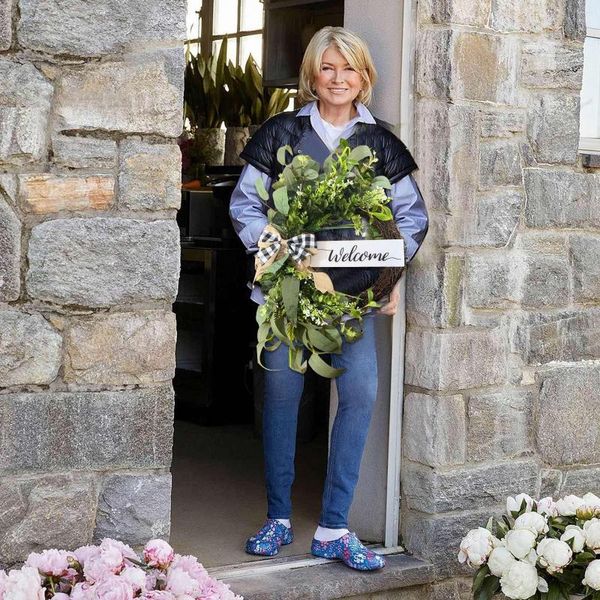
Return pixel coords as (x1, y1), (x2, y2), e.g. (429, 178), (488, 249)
(252, 140), (405, 378)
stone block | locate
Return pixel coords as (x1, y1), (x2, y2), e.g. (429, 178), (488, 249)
(512, 309), (600, 365)
(0, 0), (11, 50)
(471, 190), (522, 247)
(465, 253), (513, 309)
(480, 110), (526, 138)
(55, 48), (184, 138)
(64, 310), (177, 384)
(452, 32), (518, 104)
(94, 473), (171, 545)
(517, 234), (570, 308)
(521, 39), (583, 90)
(52, 135), (117, 169)
(0, 474), (95, 564)
(19, 174), (114, 214)
(402, 508), (504, 577)
(524, 169), (599, 229)
(479, 139), (522, 188)
(0, 59), (53, 164)
(416, 30), (452, 101)
(403, 459), (539, 514)
(565, 0), (586, 40)
(561, 467), (600, 497)
(490, 0), (564, 32)
(0, 386), (174, 473)
(0, 198), (20, 301)
(119, 140), (181, 210)
(417, 0), (491, 27)
(27, 217), (180, 307)
(571, 234), (600, 303)
(406, 254), (464, 328)
(540, 468), (563, 498)
(18, 0), (186, 56)
(527, 94), (580, 165)
(536, 364), (600, 465)
(0, 310), (61, 386)
(403, 393), (466, 467)
(405, 328), (507, 391)
(0, 174), (17, 205)
(467, 389), (533, 461)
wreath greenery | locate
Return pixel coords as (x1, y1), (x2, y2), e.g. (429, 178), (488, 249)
(253, 140), (396, 378)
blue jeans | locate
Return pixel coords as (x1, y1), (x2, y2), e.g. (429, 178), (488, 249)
(262, 314), (380, 528)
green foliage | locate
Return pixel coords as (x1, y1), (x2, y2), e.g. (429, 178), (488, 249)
(255, 141), (392, 377)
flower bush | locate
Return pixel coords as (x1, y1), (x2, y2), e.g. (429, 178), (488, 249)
(459, 493), (600, 599)
(0, 538), (242, 600)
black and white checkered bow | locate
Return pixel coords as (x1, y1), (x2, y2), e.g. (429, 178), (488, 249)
(257, 230), (316, 264)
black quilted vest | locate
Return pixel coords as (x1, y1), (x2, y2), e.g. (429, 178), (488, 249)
(239, 109), (418, 183)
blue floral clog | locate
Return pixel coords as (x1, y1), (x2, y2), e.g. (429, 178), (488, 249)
(245, 519), (294, 556)
(311, 532), (385, 570)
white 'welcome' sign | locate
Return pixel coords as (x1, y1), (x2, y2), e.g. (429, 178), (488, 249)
(310, 240), (405, 268)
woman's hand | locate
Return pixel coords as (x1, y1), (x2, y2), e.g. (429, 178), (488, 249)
(378, 280), (401, 316)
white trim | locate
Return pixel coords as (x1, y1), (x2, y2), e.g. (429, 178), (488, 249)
(579, 137), (600, 154)
(588, 27), (600, 38)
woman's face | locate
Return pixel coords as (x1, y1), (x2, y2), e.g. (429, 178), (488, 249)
(313, 45), (364, 111)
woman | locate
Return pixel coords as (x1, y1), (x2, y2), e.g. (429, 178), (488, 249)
(229, 26), (428, 571)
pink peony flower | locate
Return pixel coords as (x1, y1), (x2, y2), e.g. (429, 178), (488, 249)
(119, 566), (146, 592)
(100, 539), (139, 564)
(25, 549), (74, 577)
(0, 566), (45, 600)
(70, 581), (95, 600)
(52, 594), (71, 600)
(143, 540), (175, 569)
(170, 555), (210, 587)
(165, 567), (200, 596)
(74, 545), (101, 567)
(141, 592), (176, 600)
(144, 569), (166, 591)
(93, 575), (134, 600)
(84, 545), (124, 583)
(198, 578), (243, 600)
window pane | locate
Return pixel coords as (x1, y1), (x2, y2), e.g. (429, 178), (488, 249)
(186, 0), (201, 40)
(580, 37), (600, 138)
(240, 0), (264, 31)
(587, 0), (600, 30)
(213, 0), (238, 35)
(239, 34), (262, 69)
(212, 37), (238, 65)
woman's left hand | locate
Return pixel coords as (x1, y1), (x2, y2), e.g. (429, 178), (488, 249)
(378, 280), (401, 316)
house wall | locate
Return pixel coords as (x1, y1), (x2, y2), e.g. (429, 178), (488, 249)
(0, 0), (185, 567)
(402, 0), (600, 586)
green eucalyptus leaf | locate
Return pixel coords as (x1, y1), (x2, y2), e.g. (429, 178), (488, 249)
(273, 186), (289, 215)
(270, 314), (288, 344)
(277, 145), (293, 166)
(308, 353), (345, 379)
(281, 277), (300, 324)
(306, 326), (339, 353)
(349, 145), (372, 162)
(289, 346), (307, 374)
(255, 177), (269, 201)
(371, 175), (392, 189)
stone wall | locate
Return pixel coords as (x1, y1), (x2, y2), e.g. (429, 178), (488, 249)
(0, 0), (185, 567)
(401, 0), (598, 587)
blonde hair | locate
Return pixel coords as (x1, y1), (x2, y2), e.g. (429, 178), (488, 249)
(297, 26), (378, 107)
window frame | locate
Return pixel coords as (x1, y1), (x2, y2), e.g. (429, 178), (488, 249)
(186, 0), (264, 67)
(579, 20), (600, 154)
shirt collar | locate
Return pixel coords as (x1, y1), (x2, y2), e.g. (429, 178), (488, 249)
(296, 100), (376, 125)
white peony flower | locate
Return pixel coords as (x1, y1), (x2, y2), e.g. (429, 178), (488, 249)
(584, 518), (600, 553)
(500, 561), (539, 600)
(505, 529), (537, 559)
(583, 493), (600, 509)
(560, 525), (586, 553)
(583, 559), (600, 590)
(536, 538), (572, 574)
(507, 494), (534, 515)
(514, 512), (549, 535)
(524, 548), (538, 566)
(555, 495), (584, 516)
(1, 566), (45, 600)
(537, 577), (549, 593)
(536, 497), (557, 517)
(488, 547), (517, 577)
(577, 495), (600, 520)
(457, 528), (497, 567)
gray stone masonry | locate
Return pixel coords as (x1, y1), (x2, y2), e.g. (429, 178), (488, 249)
(0, 0), (183, 568)
(406, 0), (600, 587)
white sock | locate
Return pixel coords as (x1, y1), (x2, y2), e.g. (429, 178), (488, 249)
(275, 518), (291, 528)
(314, 526), (349, 541)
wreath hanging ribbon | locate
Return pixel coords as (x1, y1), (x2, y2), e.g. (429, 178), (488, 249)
(254, 224), (335, 293)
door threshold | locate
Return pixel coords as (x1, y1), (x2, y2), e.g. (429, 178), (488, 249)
(208, 545), (405, 580)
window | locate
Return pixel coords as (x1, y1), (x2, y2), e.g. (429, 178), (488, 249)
(580, 1), (600, 153)
(186, 0), (264, 68)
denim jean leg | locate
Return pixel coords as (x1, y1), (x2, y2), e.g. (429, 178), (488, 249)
(319, 314), (379, 528)
(262, 342), (305, 519)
